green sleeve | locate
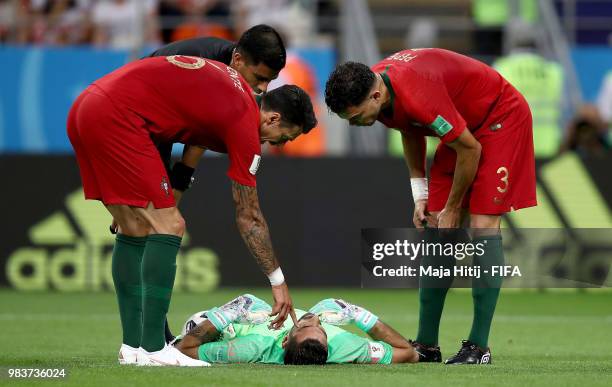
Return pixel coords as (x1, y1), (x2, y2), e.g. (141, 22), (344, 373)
(198, 334), (283, 364)
(327, 332), (393, 364)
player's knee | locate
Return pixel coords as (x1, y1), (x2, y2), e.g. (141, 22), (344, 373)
(167, 211), (186, 236)
(142, 207), (186, 236)
(107, 205), (149, 237)
(119, 219), (150, 237)
(469, 214), (501, 230)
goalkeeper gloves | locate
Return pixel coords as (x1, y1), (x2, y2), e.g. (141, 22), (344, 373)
(206, 294), (272, 331)
(309, 298), (379, 332)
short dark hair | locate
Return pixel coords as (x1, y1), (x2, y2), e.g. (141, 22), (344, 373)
(284, 338), (328, 365)
(325, 61), (375, 114)
(261, 85), (317, 134)
(236, 24), (286, 71)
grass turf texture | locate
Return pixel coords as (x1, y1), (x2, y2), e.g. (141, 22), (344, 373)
(1, 289), (611, 387)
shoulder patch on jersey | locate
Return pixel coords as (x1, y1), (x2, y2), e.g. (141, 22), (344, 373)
(429, 115), (453, 137)
(368, 342), (386, 363)
(249, 155), (261, 175)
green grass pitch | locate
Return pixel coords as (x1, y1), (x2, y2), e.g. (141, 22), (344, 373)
(1, 289), (611, 386)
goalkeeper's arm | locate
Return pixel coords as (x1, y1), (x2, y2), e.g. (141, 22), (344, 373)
(310, 298), (419, 363)
(366, 320), (419, 363)
(176, 294), (272, 360)
(176, 320), (220, 360)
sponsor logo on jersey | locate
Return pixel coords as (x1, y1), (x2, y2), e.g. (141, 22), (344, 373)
(249, 155), (261, 175)
(429, 115), (453, 137)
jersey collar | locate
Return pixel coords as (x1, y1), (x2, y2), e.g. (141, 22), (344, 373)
(379, 65), (395, 119)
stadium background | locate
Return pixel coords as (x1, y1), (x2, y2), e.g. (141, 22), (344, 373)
(0, 1), (610, 385)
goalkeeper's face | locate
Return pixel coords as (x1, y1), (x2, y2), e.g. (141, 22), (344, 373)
(283, 313), (328, 348)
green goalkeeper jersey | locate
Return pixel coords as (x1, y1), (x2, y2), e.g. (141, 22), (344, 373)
(197, 309), (393, 364)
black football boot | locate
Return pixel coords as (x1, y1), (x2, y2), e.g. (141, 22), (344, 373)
(444, 340), (492, 365)
(410, 340), (442, 363)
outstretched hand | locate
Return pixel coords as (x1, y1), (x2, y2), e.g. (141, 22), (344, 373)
(269, 282), (298, 330)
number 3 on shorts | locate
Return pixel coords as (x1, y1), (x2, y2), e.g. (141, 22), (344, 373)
(496, 166), (509, 193)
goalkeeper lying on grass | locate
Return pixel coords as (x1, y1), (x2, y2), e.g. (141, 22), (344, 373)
(173, 294), (420, 365)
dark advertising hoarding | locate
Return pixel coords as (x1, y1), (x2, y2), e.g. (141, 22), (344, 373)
(1, 154), (610, 291)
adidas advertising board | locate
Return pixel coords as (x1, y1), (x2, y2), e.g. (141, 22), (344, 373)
(0, 155), (611, 291)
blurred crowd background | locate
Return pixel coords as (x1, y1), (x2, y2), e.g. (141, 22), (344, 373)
(0, 0), (334, 49)
(0, 0), (611, 158)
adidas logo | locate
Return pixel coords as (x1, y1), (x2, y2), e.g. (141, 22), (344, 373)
(5, 188), (220, 292)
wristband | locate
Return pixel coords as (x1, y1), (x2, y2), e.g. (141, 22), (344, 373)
(410, 178), (428, 202)
(355, 309), (379, 332)
(206, 307), (231, 331)
(268, 267), (285, 286)
(170, 162), (195, 192)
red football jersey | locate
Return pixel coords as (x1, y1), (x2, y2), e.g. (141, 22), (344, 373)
(372, 48), (507, 143)
(93, 55), (261, 186)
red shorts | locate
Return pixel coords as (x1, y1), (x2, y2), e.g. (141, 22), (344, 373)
(67, 85), (175, 209)
(428, 83), (536, 215)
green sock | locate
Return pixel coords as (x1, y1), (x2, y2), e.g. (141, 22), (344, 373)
(140, 234), (181, 352)
(416, 231), (456, 347)
(112, 234), (147, 348)
(468, 235), (504, 349)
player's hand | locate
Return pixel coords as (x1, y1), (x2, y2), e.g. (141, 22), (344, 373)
(309, 298), (356, 325)
(215, 294), (272, 325)
(206, 294), (275, 332)
(309, 298), (379, 332)
(269, 282), (297, 330)
(413, 199), (429, 228)
(437, 207), (461, 228)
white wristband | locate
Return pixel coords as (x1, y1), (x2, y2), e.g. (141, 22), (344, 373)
(410, 178), (428, 202)
(268, 267), (285, 286)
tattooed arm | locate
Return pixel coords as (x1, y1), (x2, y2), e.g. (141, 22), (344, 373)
(231, 181), (297, 329)
(175, 320), (221, 359)
(231, 181), (279, 274)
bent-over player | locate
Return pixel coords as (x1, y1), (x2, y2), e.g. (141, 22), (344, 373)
(325, 48), (536, 364)
(67, 55), (316, 366)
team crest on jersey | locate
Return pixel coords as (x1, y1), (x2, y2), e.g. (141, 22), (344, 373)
(161, 176), (170, 197)
(166, 55), (206, 70)
(249, 155), (261, 175)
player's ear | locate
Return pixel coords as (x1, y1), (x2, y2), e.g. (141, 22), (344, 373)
(281, 335), (289, 349)
(372, 89), (382, 102)
(232, 50), (244, 67)
(268, 111), (282, 127)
